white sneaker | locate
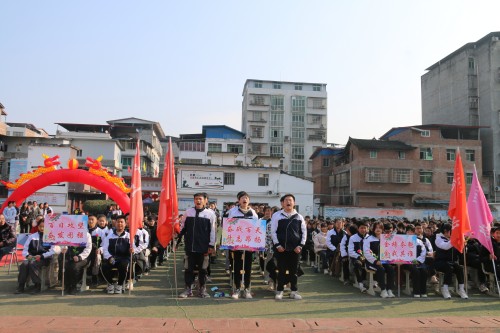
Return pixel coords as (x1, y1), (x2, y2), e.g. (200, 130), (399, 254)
(387, 290), (395, 298)
(179, 288), (193, 298)
(231, 289), (240, 299)
(458, 287), (468, 299)
(441, 286), (451, 299)
(324, 269), (329, 275)
(106, 284), (115, 294)
(267, 281), (275, 291)
(243, 289), (252, 299)
(358, 283), (367, 293)
(421, 294), (428, 298)
(275, 291), (283, 300)
(380, 290), (389, 298)
(289, 291), (302, 300)
(114, 285), (123, 294)
(413, 294), (421, 298)
(479, 283), (489, 293)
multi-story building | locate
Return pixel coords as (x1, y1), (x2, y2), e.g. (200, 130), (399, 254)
(422, 31), (500, 196)
(241, 79), (327, 178)
(313, 125), (483, 211)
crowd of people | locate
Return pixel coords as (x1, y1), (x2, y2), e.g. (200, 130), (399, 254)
(0, 196), (499, 301)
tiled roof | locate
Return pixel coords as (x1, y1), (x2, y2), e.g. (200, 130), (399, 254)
(349, 138), (414, 150)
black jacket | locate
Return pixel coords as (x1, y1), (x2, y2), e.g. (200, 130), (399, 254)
(181, 207), (216, 253)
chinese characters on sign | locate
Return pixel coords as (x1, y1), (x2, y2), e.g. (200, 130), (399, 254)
(379, 234), (417, 264)
(220, 217), (266, 251)
(43, 214), (88, 246)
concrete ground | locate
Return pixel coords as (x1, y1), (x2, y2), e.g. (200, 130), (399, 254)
(1, 250), (499, 332)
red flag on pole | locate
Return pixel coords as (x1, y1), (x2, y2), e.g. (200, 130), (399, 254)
(157, 138), (178, 248)
(448, 149), (471, 253)
(129, 138), (143, 249)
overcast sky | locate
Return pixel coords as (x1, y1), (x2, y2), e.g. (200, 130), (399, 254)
(2, 1), (500, 145)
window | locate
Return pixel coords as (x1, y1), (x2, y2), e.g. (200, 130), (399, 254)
(292, 113), (304, 127)
(291, 146), (304, 160)
(252, 111), (264, 121)
(121, 157), (132, 167)
(207, 143), (222, 153)
(294, 83), (302, 90)
(270, 111), (284, 126)
(291, 129), (304, 143)
(419, 147), (433, 160)
(179, 141), (205, 152)
(312, 99), (324, 109)
(224, 172), (235, 185)
(392, 169), (412, 183)
(398, 151), (405, 160)
(291, 161), (304, 176)
(313, 84), (321, 92)
(466, 149), (475, 162)
(270, 128), (283, 142)
(323, 158), (330, 167)
(369, 150), (377, 159)
(421, 130), (430, 137)
(251, 126), (263, 138)
(13, 131), (23, 137)
(258, 173), (269, 186)
(273, 82), (281, 89)
(365, 168), (385, 182)
(271, 95), (284, 111)
(310, 115), (323, 124)
(180, 158), (202, 164)
(76, 149), (83, 157)
(446, 149), (456, 161)
(270, 145), (283, 157)
(377, 203), (385, 207)
(468, 57), (475, 70)
(447, 172), (454, 184)
(254, 81), (262, 88)
(227, 144), (243, 153)
(253, 95), (265, 105)
(466, 173), (473, 185)
(392, 203), (405, 208)
(292, 96), (306, 111)
(251, 143), (262, 154)
(419, 171), (433, 184)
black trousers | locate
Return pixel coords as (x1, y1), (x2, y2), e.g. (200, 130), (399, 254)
(367, 262), (395, 290)
(184, 252), (208, 288)
(434, 260), (464, 285)
(275, 251), (300, 292)
(64, 258), (88, 288)
(18, 258), (50, 286)
(409, 264), (428, 295)
(231, 250), (253, 289)
(350, 258), (366, 283)
(102, 258), (129, 285)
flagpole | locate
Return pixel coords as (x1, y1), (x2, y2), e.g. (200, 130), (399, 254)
(463, 243), (468, 294)
(492, 259), (500, 297)
(61, 249), (66, 296)
(128, 252), (133, 295)
(172, 217), (178, 294)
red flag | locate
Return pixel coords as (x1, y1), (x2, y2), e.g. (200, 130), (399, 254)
(129, 138), (143, 249)
(448, 149), (471, 253)
(157, 138), (178, 247)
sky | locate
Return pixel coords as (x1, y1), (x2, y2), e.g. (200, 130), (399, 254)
(2, 1), (500, 145)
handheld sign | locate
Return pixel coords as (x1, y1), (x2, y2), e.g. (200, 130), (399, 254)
(380, 234), (417, 264)
(43, 214), (88, 246)
(220, 217), (266, 251)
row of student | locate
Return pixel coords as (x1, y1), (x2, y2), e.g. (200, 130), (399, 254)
(307, 218), (500, 299)
(177, 191), (307, 300)
(10, 212), (164, 295)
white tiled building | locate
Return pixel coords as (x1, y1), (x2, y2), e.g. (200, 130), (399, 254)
(241, 79), (328, 178)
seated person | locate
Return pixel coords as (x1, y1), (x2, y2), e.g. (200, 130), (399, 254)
(405, 224), (428, 297)
(481, 224), (500, 280)
(348, 221), (368, 292)
(101, 215), (134, 294)
(434, 223), (468, 299)
(145, 216), (164, 269)
(0, 214), (16, 262)
(313, 223), (329, 274)
(132, 223), (149, 281)
(363, 222), (395, 298)
(16, 219), (60, 294)
(340, 225), (357, 285)
(60, 231), (92, 295)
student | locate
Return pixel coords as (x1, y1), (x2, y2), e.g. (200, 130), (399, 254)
(101, 215), (135, 294)
(340, 224), (357, 285)
(480, 225), (500, 280)
(406, 224), (428, 297)
(348, 221), (368, 292)
(60, 231), (92, 295)
(178, 193), (217, 298)
(363, 222), (395, 298)
(262, 206), (276, 289)
(434, 223), (468, 299)
(271, 194), (306, 300)
(325, 218), (345, 276)
(313, 223), (329, 274)
(227, 191), (258, 299)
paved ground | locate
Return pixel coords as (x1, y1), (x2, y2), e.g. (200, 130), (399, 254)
(1, 250), (499, 332)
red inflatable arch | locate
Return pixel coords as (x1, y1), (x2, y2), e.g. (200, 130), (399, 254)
(0, 169), (130, 214)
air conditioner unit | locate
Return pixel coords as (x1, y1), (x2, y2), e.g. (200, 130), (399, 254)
(495, 186), (500, 191)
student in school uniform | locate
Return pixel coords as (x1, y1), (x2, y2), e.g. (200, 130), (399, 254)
(348, 221), (368, 292)
(406, 224), (428, 297)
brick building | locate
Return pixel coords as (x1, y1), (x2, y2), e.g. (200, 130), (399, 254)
(312, 125), (484, 211)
